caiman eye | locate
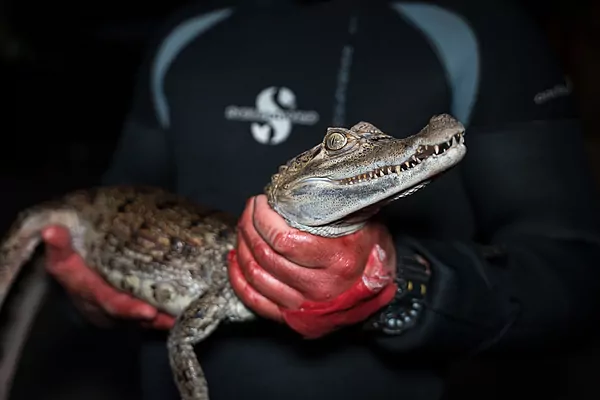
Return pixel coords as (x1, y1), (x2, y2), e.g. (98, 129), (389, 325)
(325, 131), (348, 151)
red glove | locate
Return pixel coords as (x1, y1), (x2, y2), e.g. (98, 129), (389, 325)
(42, 225), (176, 330)
(229, 195), (398, 339)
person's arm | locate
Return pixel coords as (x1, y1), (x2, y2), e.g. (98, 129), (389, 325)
(368, 3), (600, 354)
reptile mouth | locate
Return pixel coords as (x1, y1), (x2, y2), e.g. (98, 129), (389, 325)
(338, 131), (464, 185)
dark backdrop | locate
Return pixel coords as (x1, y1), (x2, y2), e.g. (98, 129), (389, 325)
(2, 1), (600, 399)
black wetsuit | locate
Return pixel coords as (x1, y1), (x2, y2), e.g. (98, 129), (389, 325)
(102, 0), (600, 399)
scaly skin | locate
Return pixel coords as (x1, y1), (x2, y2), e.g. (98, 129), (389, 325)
(0, 114), (466, 400)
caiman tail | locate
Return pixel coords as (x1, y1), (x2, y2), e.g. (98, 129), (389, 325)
(0, 207), (83, 311)
(0, 206), (84, 400)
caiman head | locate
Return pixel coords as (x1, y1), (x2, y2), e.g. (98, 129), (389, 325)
(265, 114), (467, 237)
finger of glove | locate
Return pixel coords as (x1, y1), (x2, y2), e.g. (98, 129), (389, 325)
(282, 283), (397, 339)
(293, 271), (385, 314)
(328, 282), (397, 325)
(93, 283), (157, 320)
(249, 195), (372, 270)
(281, 244), (396, 314)
(42, 226), (157, 320)
(149, 313), (177, 330)
(42, 225), (77, 270)
(239, 198), (364, 297)
(362, 243), (396, 291)
(238, 216), (348, 300)
(228, 250), (284, 322)
(236, 235), (304, 309)
(49, 249), (157, 320)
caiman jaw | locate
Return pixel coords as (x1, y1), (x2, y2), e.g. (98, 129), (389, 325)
(337, 131), (465, 186)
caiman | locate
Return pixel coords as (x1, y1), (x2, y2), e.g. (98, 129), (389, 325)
(0, 114), (467, 400)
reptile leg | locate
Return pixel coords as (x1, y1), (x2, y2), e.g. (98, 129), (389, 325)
(167, 287), (226, 400)
(167, 286), (254, 400)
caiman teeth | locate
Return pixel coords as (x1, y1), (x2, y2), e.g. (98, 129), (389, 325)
(340, 132), (464, 185)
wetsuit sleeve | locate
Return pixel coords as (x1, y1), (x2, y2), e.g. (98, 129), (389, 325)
(371, 3), (600, 354)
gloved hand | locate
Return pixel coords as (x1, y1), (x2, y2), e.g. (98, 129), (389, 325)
(229, 195), (398, 339)
(42, 225), (176, 330)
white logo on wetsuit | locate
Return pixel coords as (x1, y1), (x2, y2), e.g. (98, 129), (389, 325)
(224, 87), (320, 145)
(533, 78), (572, 105)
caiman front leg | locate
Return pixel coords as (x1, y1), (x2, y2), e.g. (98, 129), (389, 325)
(167, 284), (255, 400)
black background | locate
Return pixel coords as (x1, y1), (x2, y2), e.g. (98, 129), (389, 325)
(2, 0), (600, 399)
